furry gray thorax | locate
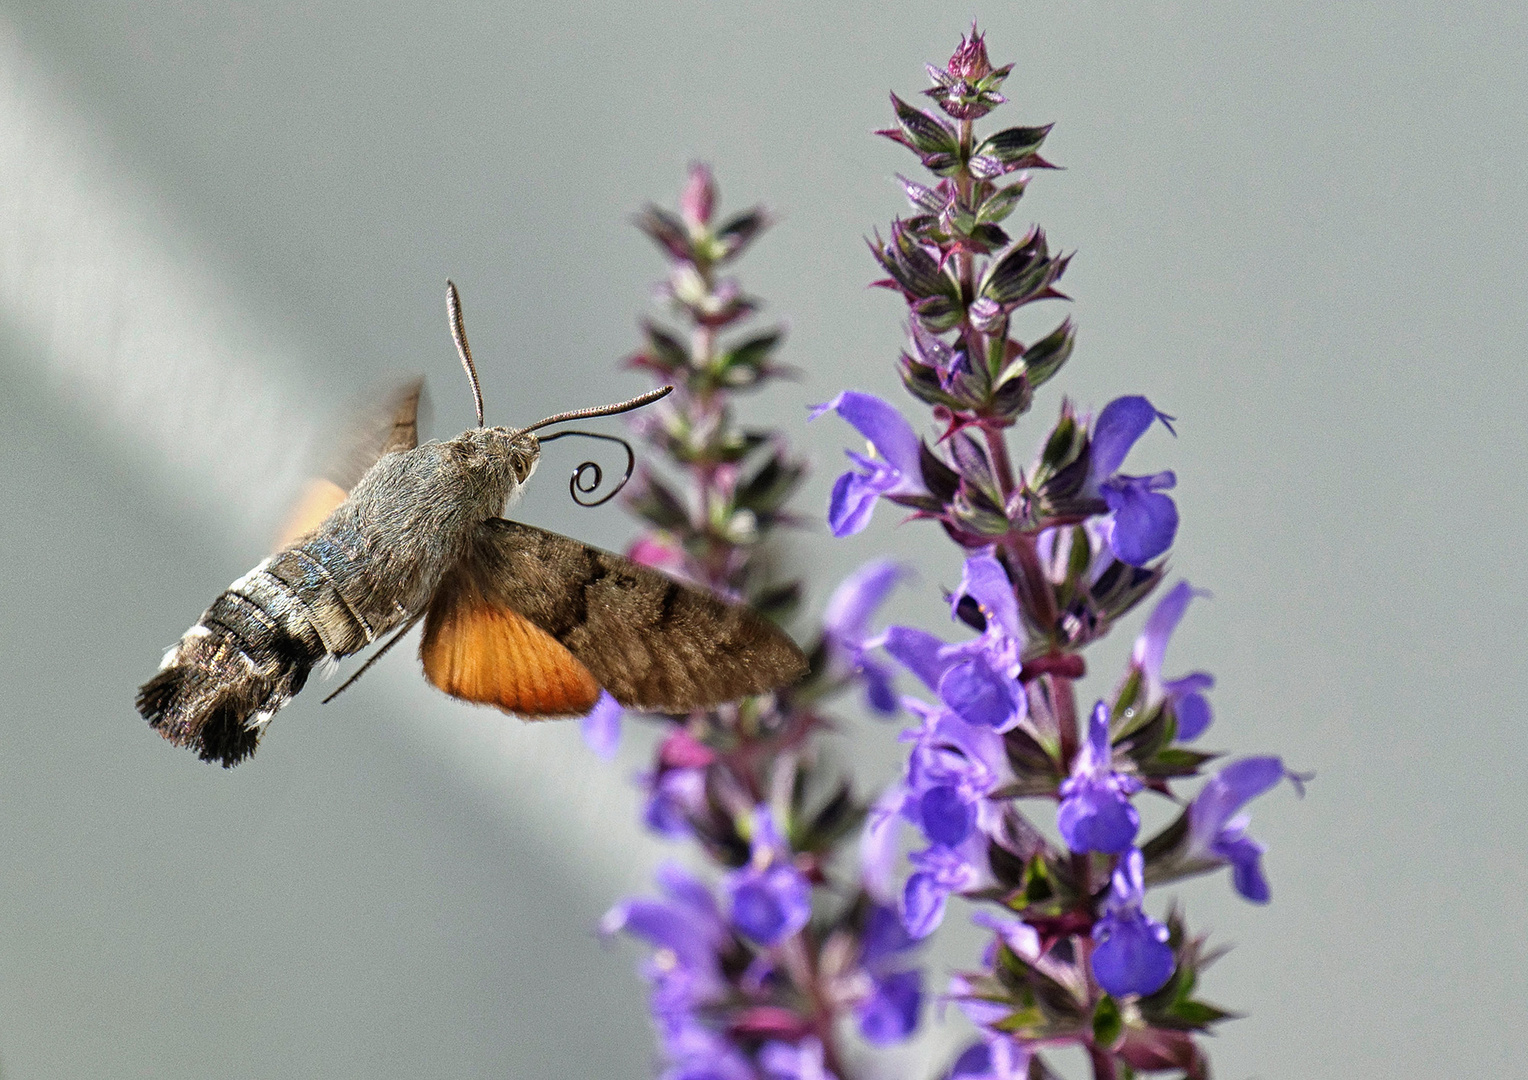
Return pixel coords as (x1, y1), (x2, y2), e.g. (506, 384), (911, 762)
(311, 426), (541, 631)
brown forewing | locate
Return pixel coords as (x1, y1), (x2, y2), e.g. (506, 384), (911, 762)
(451, 518), (809, 712)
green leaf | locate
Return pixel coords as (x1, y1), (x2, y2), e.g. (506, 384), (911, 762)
(640, 321), (692, 373)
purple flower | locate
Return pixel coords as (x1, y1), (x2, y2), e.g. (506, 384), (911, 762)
(903, 838), (987, 939)
(823, 559), (910, 714)
(1187, 756), (1303, 903)
(854, 903), (923, 1044)
(901, 699), (1011, 848)
(661, 1024), (756, 1080)
(725, 808), (812, 946)
(580, 691), (623, 760)
(1091, 848), (1175, 998)
(1132, 581), (1215, 741)
(810, 391), (928, 536)
(602, 863), (731, 1024)
(882, 551), (1027, 732)
(759, 1037), (836, 1080)
(1086, 396), (1178, 566)
(943, 1033), (1031, 1079)
(1057, 702), (1142, 854)
(857, 969), (921, 1045)
(642, 766), (707, 838)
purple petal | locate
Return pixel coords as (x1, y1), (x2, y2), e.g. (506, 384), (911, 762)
(883, 626), (956, 691)
(1133, 581), (1196, 686)
(1057, 779), (1140, 853)
(655, 862), (722, 922)
(857, 969), (922, 1045)
(1102, 474), (1179, 566)
(1091, 909), (1175, 997)
(953, 552), (1020, 639)
(861, 657), (900, 715)
(937, 655), (1022, 730)
(946, 1037), (1030, 1080)
(1189, 756), (1287, 843)
(1215, 830), (1271, 903)
(579, 691), (623, 760)
(813, 391), (924, 477)
(860, 902), (917, 967)
(828, 470), (884, 537)
(902, 871), (949, 939)
(861, 786), (907, 902)
(1090, 396), (1169, 480)
(825, 559), (908, 643)
(728, 863), (811, 946)
(644, 768), (705, 838)
(1173, 691), (1213, 742)
(759, 1037), (834, 1080)
(918, 784), (976, 846)
(601, 898), (717, 970)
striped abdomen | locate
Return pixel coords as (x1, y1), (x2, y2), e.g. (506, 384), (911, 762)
(137, 542), (400, 767)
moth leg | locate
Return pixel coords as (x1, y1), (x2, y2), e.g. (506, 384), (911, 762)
(321, 611), (425, 704)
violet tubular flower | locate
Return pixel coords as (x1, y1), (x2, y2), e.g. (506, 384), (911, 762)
(725, 809), (812, 947)
(1131, 580), (1215, 741)
(1090, 849), (1175, 998)
(1184, 756), (1304, 903)
(810, 391), (929, 536)
(1086, 396), (1180, 567)
(1057, 702), (1142, 854)
(822, 558), (908, 715)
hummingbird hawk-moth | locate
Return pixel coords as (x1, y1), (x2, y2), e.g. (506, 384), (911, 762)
(137, 282), (808, 767)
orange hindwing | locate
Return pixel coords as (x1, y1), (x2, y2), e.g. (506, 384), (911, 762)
(419, 577), (601, 718)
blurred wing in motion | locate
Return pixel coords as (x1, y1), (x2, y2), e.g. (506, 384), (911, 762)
(273, 377), (426, 549)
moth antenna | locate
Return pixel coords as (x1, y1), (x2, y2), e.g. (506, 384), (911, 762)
(516, 385), (674, 435)
(538, 429), (636, 507)
(445, 279), (486, 428)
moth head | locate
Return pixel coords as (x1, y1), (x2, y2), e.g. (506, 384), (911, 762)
(444, 279), (670, 506)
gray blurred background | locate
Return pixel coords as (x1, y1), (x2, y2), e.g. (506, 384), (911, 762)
(1, 1), (1523, 1077)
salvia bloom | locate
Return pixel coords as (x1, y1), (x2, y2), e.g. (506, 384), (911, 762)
(599, 165), (924, 1079)
(812, 26), (1307, 1078)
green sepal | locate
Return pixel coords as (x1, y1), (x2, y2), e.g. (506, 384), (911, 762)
(734, 450), (805, 517)
(975, 124), (1054, 166)
(976, 181), (1027, 225)
(1022, 319), (1076, 390)
(1092, 994), (1124, 1049)
(914, 294), (966, 333)
(888, 93), (960, 155)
